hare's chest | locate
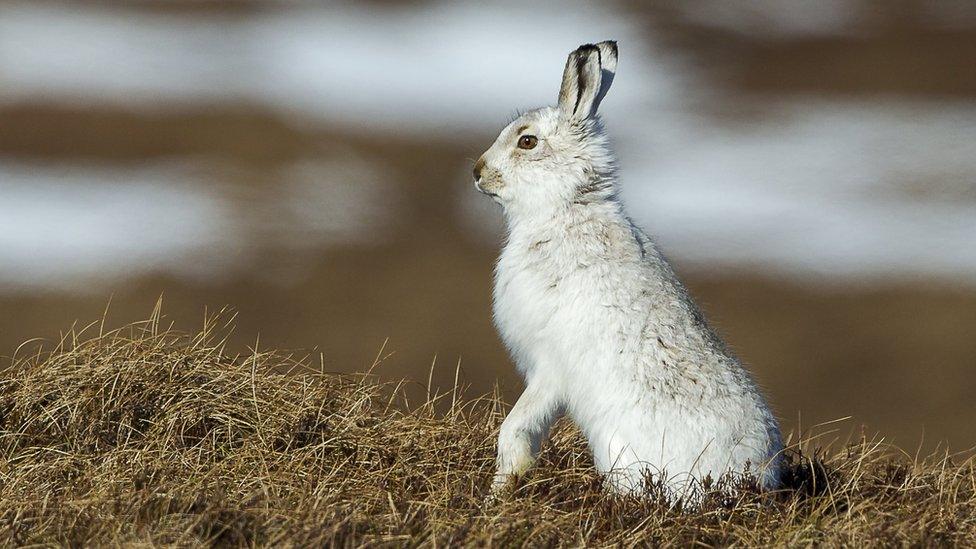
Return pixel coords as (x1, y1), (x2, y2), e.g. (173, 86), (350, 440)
(493, 261), (558, 366)
(492, 246), (610, 377)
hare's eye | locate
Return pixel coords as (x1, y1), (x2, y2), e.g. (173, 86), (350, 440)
(517, 135), (538, 150)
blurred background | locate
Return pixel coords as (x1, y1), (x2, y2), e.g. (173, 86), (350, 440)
(1, 0), (974, 451)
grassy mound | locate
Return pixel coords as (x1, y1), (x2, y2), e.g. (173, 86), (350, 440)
(0, 315), (973, 546)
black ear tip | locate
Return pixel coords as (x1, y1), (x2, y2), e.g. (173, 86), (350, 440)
(573, 44), (600, 57)
(572, 42), (616, 62)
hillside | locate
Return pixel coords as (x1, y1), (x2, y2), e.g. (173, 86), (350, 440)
(0, 316), (973, 546)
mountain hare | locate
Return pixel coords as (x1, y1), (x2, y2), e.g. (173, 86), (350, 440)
(474, 41), (782, 497)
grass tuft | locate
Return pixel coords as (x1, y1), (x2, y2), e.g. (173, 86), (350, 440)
(0, 316), (973, 546)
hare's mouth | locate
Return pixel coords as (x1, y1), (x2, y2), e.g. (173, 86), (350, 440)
(474, 181), (498, 198)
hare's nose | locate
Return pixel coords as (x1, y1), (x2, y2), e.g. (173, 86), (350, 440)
(473, 157), (486, 181)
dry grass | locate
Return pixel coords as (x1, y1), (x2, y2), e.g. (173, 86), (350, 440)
(1, 312), (974, 547)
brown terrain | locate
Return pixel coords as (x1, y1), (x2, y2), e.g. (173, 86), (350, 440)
(2, 321), (973, 545)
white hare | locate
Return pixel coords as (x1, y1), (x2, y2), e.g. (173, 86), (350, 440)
(473, 41), (783, 497)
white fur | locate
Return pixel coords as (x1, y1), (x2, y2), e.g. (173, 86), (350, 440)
(475, 42), (782, 498)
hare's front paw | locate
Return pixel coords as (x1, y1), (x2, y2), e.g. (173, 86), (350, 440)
(488, 435), (530, 502)
(483, 470), (517, 506)
(491, 470), (516, 493)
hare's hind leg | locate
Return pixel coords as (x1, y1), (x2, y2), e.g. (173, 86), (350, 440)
(493, 381), (562, 492)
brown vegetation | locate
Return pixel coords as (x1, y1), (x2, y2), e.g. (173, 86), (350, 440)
(1, 314), (974, 546)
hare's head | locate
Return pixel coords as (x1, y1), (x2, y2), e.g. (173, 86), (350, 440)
(474, 41), (618, 214)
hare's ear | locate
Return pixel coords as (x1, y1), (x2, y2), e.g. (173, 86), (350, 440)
(594, 40), (618, 109)
(557, 41), (617, 123)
